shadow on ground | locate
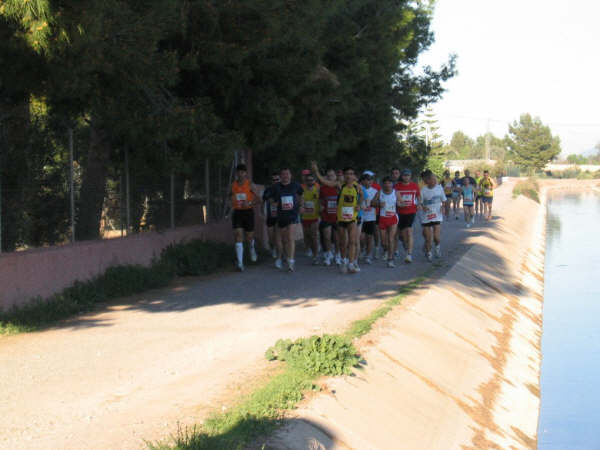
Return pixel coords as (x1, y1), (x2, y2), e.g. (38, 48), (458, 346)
(39, 217), (510, 333)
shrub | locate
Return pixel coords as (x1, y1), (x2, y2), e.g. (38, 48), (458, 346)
(266, 335), (360, 376)
(513, 177), (540, 203)
(1, 239), (235, 334)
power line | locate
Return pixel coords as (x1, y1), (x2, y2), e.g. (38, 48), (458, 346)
(435, 113), (600, 128)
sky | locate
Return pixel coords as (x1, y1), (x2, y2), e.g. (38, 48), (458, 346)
(419, 0), (600, 156)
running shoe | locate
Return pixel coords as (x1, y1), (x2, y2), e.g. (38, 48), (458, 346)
(306, 248), (313, 257)
(387, 260), (395, 268)
(365, 257), (373, 265)
(383, 251), (388, 261)
(404, 254), (412, 263)
(348, 262), (357, 273)
(435, 245), (442, 258)
(323, 254), (332, 266)
(335, 254), (342, 265)
(312, 257), (320, 266)
(354, 262), (361, 272)
(250, 247), (258, 262)
(426, 252), (433, 262)
(237, 263), (244, 272)
(275, 258), (283, 270)
(394, 250), (400, 258)
(271, 248), (278, 259)
(288, 259), (295, 272)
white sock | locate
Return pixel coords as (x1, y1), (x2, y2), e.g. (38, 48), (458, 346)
(235, 242), (244, 265)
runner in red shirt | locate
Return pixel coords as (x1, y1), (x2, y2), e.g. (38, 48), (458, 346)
(394, 168), (421, 263)
(318, 168), (339, 266)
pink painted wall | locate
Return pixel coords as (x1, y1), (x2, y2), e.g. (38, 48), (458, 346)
(0, 221), (235, 311)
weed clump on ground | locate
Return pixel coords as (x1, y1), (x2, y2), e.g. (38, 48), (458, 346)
(513, 178), (540, 203)
(265, 335), (359, 376)
(0, 240), (235, 334)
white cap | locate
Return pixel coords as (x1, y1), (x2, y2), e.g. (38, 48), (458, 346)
(363, 170), (375, 176)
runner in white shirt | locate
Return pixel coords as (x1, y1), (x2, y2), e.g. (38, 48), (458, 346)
(359, 174), (378, 264)
(419, 170), (447, 262)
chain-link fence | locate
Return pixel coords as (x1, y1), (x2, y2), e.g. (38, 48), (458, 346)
(0, 154), (241, 254)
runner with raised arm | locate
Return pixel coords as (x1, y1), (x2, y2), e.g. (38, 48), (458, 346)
(230, 164), (260, 271)
(312, 161), (363, 273)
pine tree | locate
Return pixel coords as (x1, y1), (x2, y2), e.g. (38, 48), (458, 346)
(506, 114), (561, 173)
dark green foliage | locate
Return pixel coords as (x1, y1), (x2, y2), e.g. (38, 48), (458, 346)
(160, 240), (235, 276)
(506, 114), (561, 172)
(266, 335), (359, 376)
(0, 239), (234, 334)
(1, 1), (454, 247)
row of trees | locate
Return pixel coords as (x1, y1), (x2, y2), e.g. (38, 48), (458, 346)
(1, 0), (455, 251)
(439, 113), (563, 174)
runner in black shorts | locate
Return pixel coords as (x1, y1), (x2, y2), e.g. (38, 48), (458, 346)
(262, 172), (280, 258)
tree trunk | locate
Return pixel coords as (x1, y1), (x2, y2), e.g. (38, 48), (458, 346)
(77, 124), (110, 240)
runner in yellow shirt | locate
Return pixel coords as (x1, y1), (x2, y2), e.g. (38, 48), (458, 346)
(479, 170), (496, 221)
(301, 173), (320, 265)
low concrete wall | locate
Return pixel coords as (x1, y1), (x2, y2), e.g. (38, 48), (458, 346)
(271, 182), (547, 449)
(0, 221), (235, 311)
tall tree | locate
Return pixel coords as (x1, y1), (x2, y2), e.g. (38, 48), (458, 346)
(506, 114), (561, 172)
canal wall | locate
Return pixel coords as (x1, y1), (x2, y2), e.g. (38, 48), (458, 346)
(271, 181), (548, 449)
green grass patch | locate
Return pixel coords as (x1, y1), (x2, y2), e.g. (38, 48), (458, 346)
(151, 274), (428, 449)
(345, 276), (426, 339)
(513, 177), (540, 203)
(0, 240), (238, 335)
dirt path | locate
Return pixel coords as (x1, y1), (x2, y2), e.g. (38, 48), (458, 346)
(0, 183), (512, 450)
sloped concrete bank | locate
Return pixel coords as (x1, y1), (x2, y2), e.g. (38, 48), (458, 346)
(271, 190), (547, 449)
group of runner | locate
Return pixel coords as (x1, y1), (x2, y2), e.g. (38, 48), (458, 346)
(229, 163), (495, 273)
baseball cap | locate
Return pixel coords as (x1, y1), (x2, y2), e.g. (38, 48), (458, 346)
(363, 170), (375, 176)
(301, 169), (311, 175)
(401, 168), (412, 176)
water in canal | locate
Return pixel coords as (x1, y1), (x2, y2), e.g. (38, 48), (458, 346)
(538, 191), (600, 449)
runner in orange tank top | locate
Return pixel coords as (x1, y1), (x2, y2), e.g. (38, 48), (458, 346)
(230, 164), (260, 271)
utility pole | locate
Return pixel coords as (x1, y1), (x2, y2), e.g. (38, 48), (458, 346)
(204, 159), (210, 224)
(485, 118), (491, 161)
(68, 128), (75, 243)
(124, 147), (131, 234)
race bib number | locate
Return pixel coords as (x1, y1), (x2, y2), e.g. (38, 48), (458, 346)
(484, 188), (492, 196)
(342, 206), (354, 220)
(327, 200), (337, 214)
(236, 193), (247, 201)
(270, 203), (278, 217)
(304, 201), (314, 213)
(281, 195), (294, 211)
(464, 193), (473, 201)
(401, 193), (413, 207)
(426, 212), (438, 221)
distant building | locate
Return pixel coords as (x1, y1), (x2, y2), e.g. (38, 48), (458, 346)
(545, 163), (600, 172)
(444, 160), (497, 173)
